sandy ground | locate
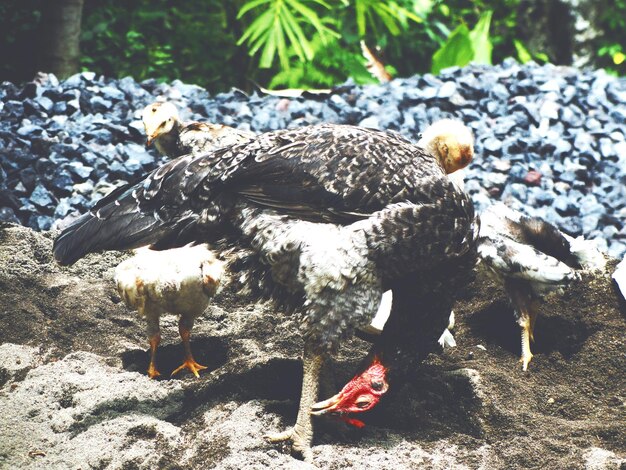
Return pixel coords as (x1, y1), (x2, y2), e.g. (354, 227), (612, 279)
(0, 222), (624, 469)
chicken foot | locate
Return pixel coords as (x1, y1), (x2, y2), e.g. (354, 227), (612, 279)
(171, 316), (207, 378)
(506, 280), (540, 371)
(266, 344), (325, 463)
(146, 314), (162, 379)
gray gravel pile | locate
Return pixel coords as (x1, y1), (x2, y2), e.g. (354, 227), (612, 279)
(0, 60), (624, 255)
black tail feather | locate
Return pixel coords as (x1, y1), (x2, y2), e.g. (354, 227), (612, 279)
(53, 199), (165, 265)
(52, 176), (183, 265)
(52, 152), (213, 266)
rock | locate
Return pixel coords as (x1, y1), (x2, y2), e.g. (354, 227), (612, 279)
(67, 162), (94, 181)
(437, 81), (457, 98)
(90, 96), (113, 113)
(0, 207), (20, 224)
(523, 170), (542, 186)
(482, 137), (502, 154)
(1, 62), (626, 254)
(583, 447), (626, 470)
(29, 184), (55, 209)
(100, 86), (126, 101)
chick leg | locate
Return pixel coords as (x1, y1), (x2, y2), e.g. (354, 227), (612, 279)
(146, 314), (161, 379)
(266, 343), (325, 463)
(505, 281), (538, 371)
(171, 315), (207, 378)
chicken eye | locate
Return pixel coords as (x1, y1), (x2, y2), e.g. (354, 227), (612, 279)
(371, 380), (384, 391)
(355, 398), (371, 409)
(151, 107), (156, 112)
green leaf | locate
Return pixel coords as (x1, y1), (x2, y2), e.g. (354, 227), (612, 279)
(288, 0), (338, 41)
(412, 0), (434, 17)
(237, 9), (274, 45)
(513, 39), (532, 64)
(259, 24), (278, 68)
(431, 23), (474, 74)
(384, 1), (423, 25)
(468, 10), (492, 65)
(373, 3), (401, 35)
(355, 0), (367, 36)
(275, 18), (290, 68)
(237, 0), (272, 19)
(280, 8), (313, 60)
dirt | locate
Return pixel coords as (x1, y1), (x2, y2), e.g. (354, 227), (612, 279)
(0, 222), (624, 469)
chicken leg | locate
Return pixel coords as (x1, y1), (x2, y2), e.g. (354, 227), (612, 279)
(171, 316), (207, 377)
(266, 343), (325, 463)
(505, 280), (539, 371)
(146, 314), (162, 379)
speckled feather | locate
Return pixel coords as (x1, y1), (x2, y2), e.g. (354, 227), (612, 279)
(53, 123), (478, 354)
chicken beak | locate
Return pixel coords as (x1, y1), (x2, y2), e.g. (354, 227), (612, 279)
(145, 135), (155, 148)
(310, 393), (344, 416)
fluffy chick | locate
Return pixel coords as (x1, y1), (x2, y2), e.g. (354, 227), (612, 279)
(141, 101), (254, 158)
(418, 118), (474, 175)
(115, 244), (224, 378)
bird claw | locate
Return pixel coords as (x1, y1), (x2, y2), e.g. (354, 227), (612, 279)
(265, 427), (314, 463)
(519, 353), (533, 372)
(171, 358), (207, 378)
(147, 364), (161, 379)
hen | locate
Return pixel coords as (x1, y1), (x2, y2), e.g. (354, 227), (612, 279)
(52, 121), (478, 462)
(477, 203), (606, 370)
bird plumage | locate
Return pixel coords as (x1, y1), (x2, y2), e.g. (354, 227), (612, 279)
(53, 121), (478, 461)
(53, 123), (464, 266)
(477, 202), (606, 370)
(114, 244), (224, 378)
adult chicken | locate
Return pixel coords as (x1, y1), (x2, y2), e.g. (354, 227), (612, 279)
(52, 121), (478, 462)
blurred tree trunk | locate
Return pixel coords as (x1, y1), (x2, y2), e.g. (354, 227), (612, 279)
(516, 0), (574, 65)
(561, 0), (608, 68)
(39, 0), (84, 79)
(516, 0), (609, 68)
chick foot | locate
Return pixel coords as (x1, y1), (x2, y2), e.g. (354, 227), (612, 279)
(147, 363), (161, 379)
(147, 332), (161, 379)
(171, 357), (207, 378)
(518, 310), (536, 372)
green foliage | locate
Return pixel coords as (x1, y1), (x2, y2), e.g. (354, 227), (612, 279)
(80, 0), (249, 91)
(513, 39), (548, 64)
(2, 0), (626, 92)
(431, 10), (492, 74)
(352, 0), (423, 36)
(269, 35), (377, 88)
(596, 0), (626, 75)
(237, 0), (338, 69)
